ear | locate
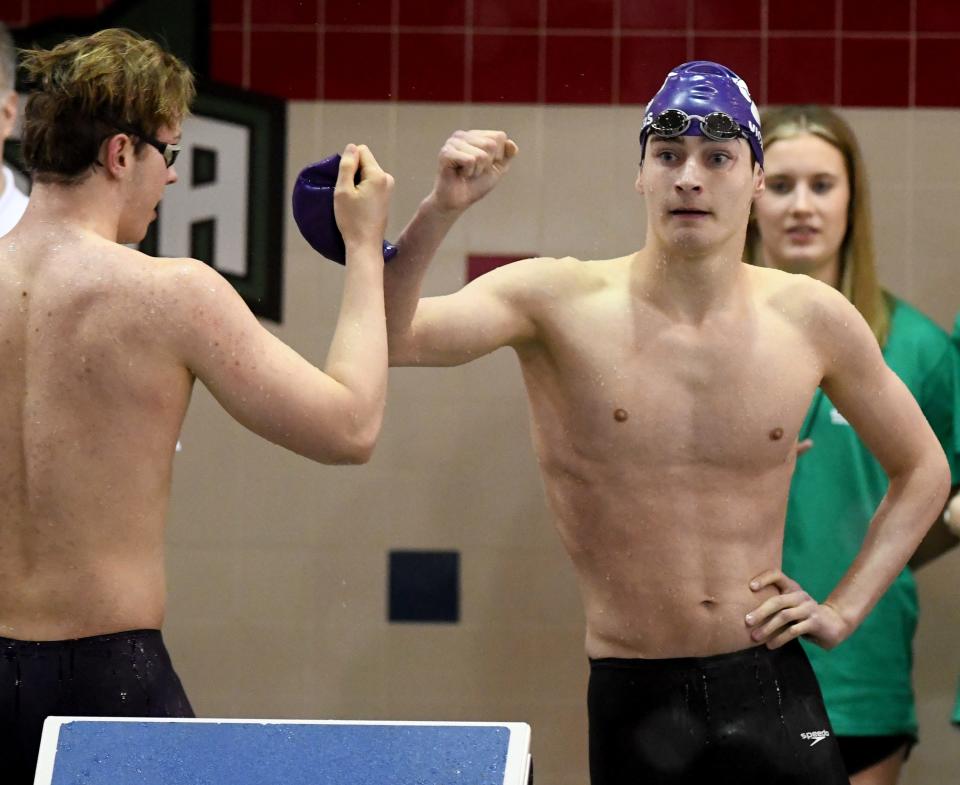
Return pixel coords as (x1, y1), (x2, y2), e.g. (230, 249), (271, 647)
(0, 91), (17, 142)
(635, 165), (645, 195)
(752, 163), (765, 201)
(101, 132), (137, 179)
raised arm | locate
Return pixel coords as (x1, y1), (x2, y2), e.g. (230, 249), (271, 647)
(169, 144), (393, 464)
(748, 283), (951, 649)
(385, 130), (520, 366)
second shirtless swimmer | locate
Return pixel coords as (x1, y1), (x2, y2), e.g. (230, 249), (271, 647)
(383, 62), (950, 783)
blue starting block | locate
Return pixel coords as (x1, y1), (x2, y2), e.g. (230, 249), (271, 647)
(33, 717), (532, 785)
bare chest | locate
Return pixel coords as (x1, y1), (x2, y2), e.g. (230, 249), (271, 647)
(525, 309), (822, 469)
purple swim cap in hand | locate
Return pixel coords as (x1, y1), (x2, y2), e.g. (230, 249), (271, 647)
(639, 61), (763, 168)
(292, 154), (399, 265)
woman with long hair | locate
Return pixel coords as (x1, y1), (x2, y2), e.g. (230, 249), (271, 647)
(749, 104), (960, 785)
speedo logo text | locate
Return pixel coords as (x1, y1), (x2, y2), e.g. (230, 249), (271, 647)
(800, 730), (831, 747)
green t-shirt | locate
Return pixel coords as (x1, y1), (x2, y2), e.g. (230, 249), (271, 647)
(783, 296), (959, 738)
(953, 312), (960, 728)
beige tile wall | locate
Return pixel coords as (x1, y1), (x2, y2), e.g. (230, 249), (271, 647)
(164, 103), (960, 785)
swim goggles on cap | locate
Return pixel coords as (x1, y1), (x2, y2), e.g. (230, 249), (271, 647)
(648, 109), (743, 142)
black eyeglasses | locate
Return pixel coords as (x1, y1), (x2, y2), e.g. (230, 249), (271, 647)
(139, 133), (181, 167)
(648, 109), (742, 142)
(112, 122), (181, 167)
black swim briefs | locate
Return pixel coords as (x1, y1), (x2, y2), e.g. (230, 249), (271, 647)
(588, 639), (848, 784)
(0, 628), (194, 785)
(837, 733), (914, 776)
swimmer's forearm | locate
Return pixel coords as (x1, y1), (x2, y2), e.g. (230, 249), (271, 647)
(825, 456), (951, 629)
(322, 241), (388, 454)
(385, 194), (464, 347)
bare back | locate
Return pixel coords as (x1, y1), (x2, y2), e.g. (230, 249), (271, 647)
(0, 227), (193, 640)
(515, 258), (823, 658)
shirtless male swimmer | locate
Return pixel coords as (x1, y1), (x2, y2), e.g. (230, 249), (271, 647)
(0, 30), (393, 785)
(385, 62), (950, 784)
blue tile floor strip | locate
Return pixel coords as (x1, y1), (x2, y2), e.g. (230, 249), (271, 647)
(51, 721), (511, 785)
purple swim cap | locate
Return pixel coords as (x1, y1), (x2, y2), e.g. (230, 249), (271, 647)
(639, 61), (763, 168)
(292, 154), (399, 265)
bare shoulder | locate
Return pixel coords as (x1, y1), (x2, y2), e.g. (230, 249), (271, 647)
(107, 254), (248, 351)
(472, 254), (620, 304)
(747, 265), (879, 381)
(151, 255), (232, 293)
(472, 255), (579, 287)
(748, 264), (855, 332)
(77, 245), (230, 315)
(67, 239), (218, 292)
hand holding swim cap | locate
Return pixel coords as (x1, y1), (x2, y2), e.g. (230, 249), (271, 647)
(431, 130), (519, 213)
(639, 61), (763, 168)
(292, 143), (398, 264)
(335, 144), (394, 250)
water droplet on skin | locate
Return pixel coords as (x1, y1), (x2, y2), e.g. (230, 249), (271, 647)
(702, 673), (711, 721)
(774, 677), (784, 722)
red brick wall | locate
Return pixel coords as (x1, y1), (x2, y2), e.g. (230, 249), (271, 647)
(4, 0), (959, 106)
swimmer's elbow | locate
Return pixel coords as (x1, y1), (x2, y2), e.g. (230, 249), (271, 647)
(341, 429), (379, 465)
(387, 343), (408, 367)
(929, 451), (952, 506)
(891, 448), (952, 511)
(311, 438), (374, 465)
(389, 332), (476, 368)
(387, 332), (420, 367)
(320, 412), (382, 465)
(388, 343), (432, 368)
(918, 446), (951, 500)
(327, 445), (374, 465)
(388, 317), (443, 367)
(919, 456), (952, 535)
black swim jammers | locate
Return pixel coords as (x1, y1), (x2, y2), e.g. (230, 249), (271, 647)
(588, 640), (849, 784)
(0, 628), (194, 785)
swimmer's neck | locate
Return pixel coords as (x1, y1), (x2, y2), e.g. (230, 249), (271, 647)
(630, 241), (749, 323)
(19, 180), (124, 243)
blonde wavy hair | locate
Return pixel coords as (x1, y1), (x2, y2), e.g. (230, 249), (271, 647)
(746, 105), (890, 347)
(19, 28), (195, 184)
